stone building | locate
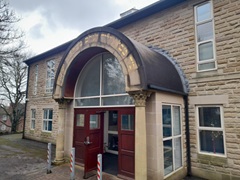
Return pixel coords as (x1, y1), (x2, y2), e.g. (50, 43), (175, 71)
(23, 0), (240, 179)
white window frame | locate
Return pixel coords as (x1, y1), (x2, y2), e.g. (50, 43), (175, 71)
(162, 104), (183, 177)
(196, 105), (226, 157)
(194, 1), (217, 72)
(46, 60), (55, 93)
(42, 109), (53, 132)
(31, 109), (36, 130)
(33, 64), (38, 95)
(2, 115), (7, 121)
(74, 53), (134, 108)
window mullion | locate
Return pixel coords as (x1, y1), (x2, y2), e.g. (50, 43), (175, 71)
(99, 55), (103, 106)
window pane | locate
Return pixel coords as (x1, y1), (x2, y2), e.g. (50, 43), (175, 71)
(75, 56), (100, 97)
(76, 114), (84, 127)
(44, 110), (48, 119)
(198, 62), (215, 71)
(108, 134), (118, 151)
(102, 96), (134, 106)
(162, 105), (172, 138)
(90, 115), (100, 129)
(31, 109), (36, 118)
(164, 140), (173, 176)
(199, 42), (214, 61)
(102, 53), (125, 95)
(197, 22), (213, 42)
(48, 110), (53, 119)
(75, 98), (100, 106)
(121, 114), (134, 130)
(174, 137), (182, 169)
(31, 120), (35, 129)
(199, 130), (224, 154)
(108, 111), (118, 131)
(43, 121), (47, 131)
(199, 107), (221, 127)
(197, 2), (211, 22)
(48, 121), (52, 131)
(173, 106), (181, 136)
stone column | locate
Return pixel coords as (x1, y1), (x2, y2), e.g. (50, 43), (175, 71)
(53, 98), (70, 164)
(130, 91), (151, 180)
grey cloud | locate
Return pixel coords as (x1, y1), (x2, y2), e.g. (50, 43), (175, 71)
(28, 23), (44, 39)
(9, 0), (126, 32)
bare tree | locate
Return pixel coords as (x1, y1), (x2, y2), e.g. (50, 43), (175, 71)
(0, 53), (27, 132)
(0, 0), (24, 58)
(0, 0), (27, 132)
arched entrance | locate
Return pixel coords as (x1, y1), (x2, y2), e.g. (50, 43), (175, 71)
(73, 52), (135, 178)
(53, 26), (189, 179)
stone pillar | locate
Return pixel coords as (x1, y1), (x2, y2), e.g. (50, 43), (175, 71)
(53, 98), (70, 164)
(130, 91), (151, 180)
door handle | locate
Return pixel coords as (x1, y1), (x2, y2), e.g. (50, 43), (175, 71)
(84, 136), (92, 145)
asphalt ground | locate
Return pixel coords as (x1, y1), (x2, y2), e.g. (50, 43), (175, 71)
(0, 133), (119, 180)
(0, 133), (205, 180)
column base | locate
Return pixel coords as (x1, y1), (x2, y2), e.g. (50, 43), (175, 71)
(52, 158), (65, 165)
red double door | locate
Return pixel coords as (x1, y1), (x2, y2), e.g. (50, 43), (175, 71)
(73, 107), (135, 179)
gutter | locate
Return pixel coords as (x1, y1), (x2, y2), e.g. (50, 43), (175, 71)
(184, 95), (191, 176)
(22, 66), (30, 139)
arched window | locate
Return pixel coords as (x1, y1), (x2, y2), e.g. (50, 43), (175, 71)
(74, 53), (134, 107)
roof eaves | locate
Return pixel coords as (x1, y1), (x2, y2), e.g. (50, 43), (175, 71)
(106, 0), (186, 29)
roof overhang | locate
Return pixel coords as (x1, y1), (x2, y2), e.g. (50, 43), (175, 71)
(53, 27), (188, 100)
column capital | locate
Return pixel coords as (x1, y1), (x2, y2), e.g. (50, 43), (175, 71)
(55, 98), (72, 109)
(129, 91), (152, 107)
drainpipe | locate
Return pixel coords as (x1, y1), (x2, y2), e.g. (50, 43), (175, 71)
(22, 66), (30, 139)
(184, 95), (191, 176)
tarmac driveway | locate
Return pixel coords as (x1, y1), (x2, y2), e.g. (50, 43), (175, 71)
(0, 133), (52, 180)
(0, 133), (119, 180)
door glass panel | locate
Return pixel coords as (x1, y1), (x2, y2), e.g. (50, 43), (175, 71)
(102, 53), (125, 95)
(108, 134), (118, 151)
(109, 111), (118, 131)
(90, 114), (100, 129)
(76, 114), (84, 127)
(121, 114), (134, 130)
(162, 105), (172, 138)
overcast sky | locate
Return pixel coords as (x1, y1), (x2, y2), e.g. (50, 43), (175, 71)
(8, 0), (158, 55)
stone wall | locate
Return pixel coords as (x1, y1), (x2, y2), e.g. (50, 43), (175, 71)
(119, 0), (240, 179)
(24, 52), (64, 144)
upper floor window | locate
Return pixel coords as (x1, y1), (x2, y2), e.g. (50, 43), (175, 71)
(74, 53), (133, 107)
(33, 64), (38, 95)
(197, 106), (226, 156)
(31, 109), (36, 129)
(2, 115), (7, 121)
(195, 1), (216, 71)
(46, 60), (55, 93)
(43, 109), (53, 132)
